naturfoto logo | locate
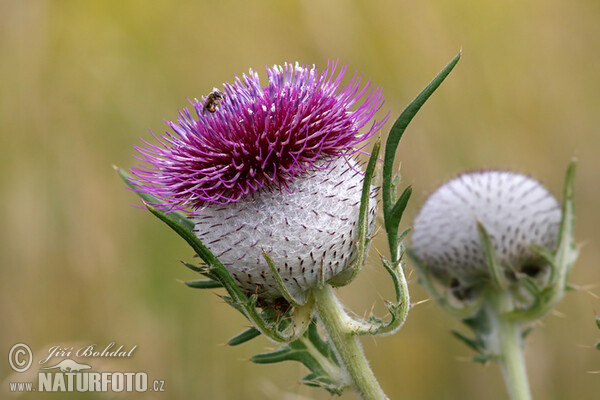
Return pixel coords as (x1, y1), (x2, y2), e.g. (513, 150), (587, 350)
(7, 342), (165, 394)
(39, 359), (91, 372)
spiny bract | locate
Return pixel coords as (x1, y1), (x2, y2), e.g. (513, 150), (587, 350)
(193, 157), (377, 299)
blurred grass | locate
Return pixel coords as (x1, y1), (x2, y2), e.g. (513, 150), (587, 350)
(1, 0), (599, 399)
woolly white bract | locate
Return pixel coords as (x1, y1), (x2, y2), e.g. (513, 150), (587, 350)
(193, 157), (377, 299)
(412, 170), (561, 288)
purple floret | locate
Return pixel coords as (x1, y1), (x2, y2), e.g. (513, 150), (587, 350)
(131, 61), (386, 211)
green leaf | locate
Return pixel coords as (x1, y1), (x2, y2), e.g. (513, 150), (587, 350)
(145, 204), (240, 292)
(522, 326), (535, 339)
(328, 139), (381, 287)
(180, 260), (221, 281)
(380, 256), (405, 306)
(306, 322), (327, 353)
(180, 260), (204, 273)
(227, 328), (261, 346)
(596, 315), (600, 330)
(451, 330), (484, 353)
(115, 165), (194, 231)
(397, 227), (412, 243)
(146, 205), (311, 343)
(301, 373), (345, 396)
(529, 243), (556, 267)
(251, 346), (297, 364)
(382, 52), (461, 262)
(251, 342), (344, 393)
(184, 279), (223, 289)
(358, 139), (381, 235)
(407, 247), (483, 318)
(552, 158), (579, 283)
(343, 255), (410, 336)
(262, 249), (308, 306)
(252, 343), (325, 374)
(388, 186), (412, 230)
(472, 354), (491, 364)
(476, 220), (507, 290)
(250, 321), (346, 395)
(305, 320), (337, 362)
(462, 308), (491, 337)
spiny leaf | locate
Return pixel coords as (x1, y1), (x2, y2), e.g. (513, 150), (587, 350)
(115, 166), (194, 231)
(328, 139), (381, 287)
(522, 326), (535, 339)
(301, 373), (345, 396)
(251, 345), (324, 375)
(462, 308), (491, 336)
(145, 204), (247, 304)
(227, 328), (261, 346)
(476, 220), (508, 290)
(452, 330), (484, 353)
(251, 347), (296, 364)
(553, 158), (578, 282)
(262, 249), (308, 306)
(180, 260), (204, 273)
(388, 186), (412, 231)
(472, 354), (491, 364)
(306, 320), (337, 362)
(382, 52), (461, 261)
(143, 184), (310, 344)
(184, 279), (223, 289)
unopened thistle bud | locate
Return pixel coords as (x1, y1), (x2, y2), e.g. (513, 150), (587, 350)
(412, 170), (562, 293)
(410, 164), (577, 400)
(131, 62), (384, 300)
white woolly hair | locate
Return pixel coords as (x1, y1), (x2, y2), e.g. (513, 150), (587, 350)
(411, 170), (561, 287)
(192, 157), (377, 300)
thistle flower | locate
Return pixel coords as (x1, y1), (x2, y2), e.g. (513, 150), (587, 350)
(131, 62), (385, 300)
(132, 62), (385, 209)
(411, 170), (562, 292)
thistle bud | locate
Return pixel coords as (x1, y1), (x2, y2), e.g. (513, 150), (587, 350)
(411, 170), (562, 293)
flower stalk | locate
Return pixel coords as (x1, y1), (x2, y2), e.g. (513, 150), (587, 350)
(313, 285), (387, 400)
(484, 289), (531, 400)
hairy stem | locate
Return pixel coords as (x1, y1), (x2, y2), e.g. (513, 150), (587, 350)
(312, 285), (388, 400)
(485, 290), (532, 400)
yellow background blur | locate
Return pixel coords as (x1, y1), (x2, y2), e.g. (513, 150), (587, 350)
(2, 1), (599, 399)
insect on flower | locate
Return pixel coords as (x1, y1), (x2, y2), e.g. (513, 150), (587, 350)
(202, 88), (223, 114)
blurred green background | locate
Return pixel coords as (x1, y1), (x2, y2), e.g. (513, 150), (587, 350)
(2, 0), (599, 399)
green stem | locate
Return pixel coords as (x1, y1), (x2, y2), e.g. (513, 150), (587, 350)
(312, 285), (388, 400)
(485, 290), (532, 400)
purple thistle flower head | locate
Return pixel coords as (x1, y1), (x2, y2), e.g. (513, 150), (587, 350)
(131, 61), (386, 211)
